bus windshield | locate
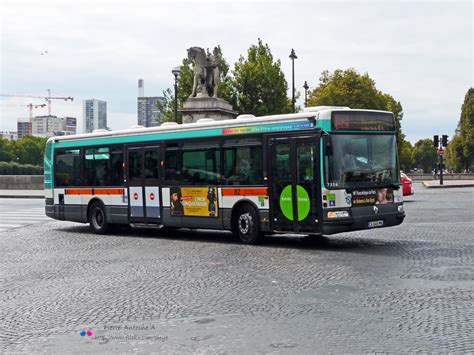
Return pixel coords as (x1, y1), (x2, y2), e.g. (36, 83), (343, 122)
(325, 134), (399, 190)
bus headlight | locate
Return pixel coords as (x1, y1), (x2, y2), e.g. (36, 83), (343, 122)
(327, 210), (350, 219)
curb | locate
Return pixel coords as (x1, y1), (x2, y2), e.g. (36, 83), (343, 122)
(422, 182), (474, 189)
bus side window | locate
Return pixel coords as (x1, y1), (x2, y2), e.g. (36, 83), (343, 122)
(110, 146), (124, 186)
(55, 149), (81, 187)
(223, 146), (263, 185)
(165, 150), (180, 185)
(128, 150), (142, 185)
(144, 150), (160, 184)
(182, 149), (221, 185)
(85, 147), (110, 186)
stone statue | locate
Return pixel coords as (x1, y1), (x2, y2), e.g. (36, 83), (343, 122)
(187, 46), (221, 98)
(209, 48), (221, 97)
(181, 46), (236, 123)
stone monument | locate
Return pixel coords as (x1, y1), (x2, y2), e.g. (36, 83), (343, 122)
(180, 47), (237, 123)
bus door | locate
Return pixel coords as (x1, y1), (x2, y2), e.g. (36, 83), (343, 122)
(269, 135), (322, 233)
(127, 146), (161, 223)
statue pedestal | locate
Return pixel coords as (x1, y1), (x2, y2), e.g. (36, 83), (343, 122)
(180, 97), (238, 124)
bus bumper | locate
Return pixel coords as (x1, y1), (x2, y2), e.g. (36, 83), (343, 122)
(322, 203), (405, 235)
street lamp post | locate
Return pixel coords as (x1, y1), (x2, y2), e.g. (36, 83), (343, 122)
(172, 66), (181, 123)
(289, 49), (297, 113)
(303, 81), (309, 108)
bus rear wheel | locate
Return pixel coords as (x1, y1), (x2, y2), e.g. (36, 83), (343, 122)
(233, 204), (263, 244)
(88, 201), (110, 234)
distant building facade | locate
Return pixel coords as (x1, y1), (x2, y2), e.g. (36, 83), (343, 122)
(0, 131), (18, 140)
(137, 97), (165, 127)
(83, 99), (107, 133)
(31, 116), (77, 137)
(17, 118), (31, 139)
(137, 79), (165, 127)
(65, 117), (77, 134)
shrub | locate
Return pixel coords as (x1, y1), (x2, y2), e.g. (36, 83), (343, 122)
(0, 161), (43, 175)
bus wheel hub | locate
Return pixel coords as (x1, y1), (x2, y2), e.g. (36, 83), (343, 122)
(239, 214), (250, 234)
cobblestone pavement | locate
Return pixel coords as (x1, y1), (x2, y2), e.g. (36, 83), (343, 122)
(1, 187), (473, 353)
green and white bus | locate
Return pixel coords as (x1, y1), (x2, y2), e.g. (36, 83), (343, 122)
(44, 106), (405, 244)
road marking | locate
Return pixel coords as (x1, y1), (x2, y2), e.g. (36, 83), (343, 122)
(0, 204), (51, 232)
(1, 213), (47, 217)
(0, 224), (24, 228)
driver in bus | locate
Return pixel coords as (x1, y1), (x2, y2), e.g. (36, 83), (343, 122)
(342, 141), (359, 172)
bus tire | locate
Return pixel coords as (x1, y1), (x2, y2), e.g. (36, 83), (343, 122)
(88, 201), (110, 234)
(233, 204), (263, 244)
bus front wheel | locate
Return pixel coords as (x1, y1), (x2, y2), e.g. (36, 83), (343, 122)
(233, 204), (263, 244)
(88, 201), (110, 234)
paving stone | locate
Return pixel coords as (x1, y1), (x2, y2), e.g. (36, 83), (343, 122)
(0, 188), (473, 352)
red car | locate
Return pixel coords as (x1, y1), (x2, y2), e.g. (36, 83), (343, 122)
(400, 172), (414, 196)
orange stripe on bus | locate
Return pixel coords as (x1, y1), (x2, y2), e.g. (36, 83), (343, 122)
(94, 188), (124, 195)
(221, 187), (268, 196)
(65, 188), (123, 195)
(65, 188), (93, 195)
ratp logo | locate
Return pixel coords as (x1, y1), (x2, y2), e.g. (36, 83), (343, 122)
(80, 328), (93, 337)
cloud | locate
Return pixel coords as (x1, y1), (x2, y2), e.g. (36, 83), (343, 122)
(1, 0), (472, 143)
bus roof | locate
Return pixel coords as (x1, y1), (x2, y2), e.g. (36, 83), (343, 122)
(48, 107), (392, 144)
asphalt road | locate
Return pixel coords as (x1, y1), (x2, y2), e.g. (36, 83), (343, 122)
(1, 185), (473, 353)
(0, 198), (49, 232)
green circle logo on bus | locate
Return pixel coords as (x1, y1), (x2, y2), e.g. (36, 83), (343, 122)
(279, 185), (310, 221)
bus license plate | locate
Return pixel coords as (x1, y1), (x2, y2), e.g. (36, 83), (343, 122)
(368, 220), (384, 228)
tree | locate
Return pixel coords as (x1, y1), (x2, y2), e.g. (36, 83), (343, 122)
(307, 69), (405, 157)
(0, 137), (14, 162)
(412, 138), (437, 173)
(445, 135), (465, 172)
(230, 39), (291, 116)
(11, 136), (48, 166)
(457, 88), (474, 170)
(156, 88), (176, 123)
(399, 138), (413, 172)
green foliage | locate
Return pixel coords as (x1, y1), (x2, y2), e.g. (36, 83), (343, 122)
(457, 88), (474, 169)
(445, 135), (466, 172)
(0, 138), (14, 162)
(0, 136), (47, 167)
(307, 69), (404, 157)
(156, 88), (176, 123)
(230, 39), (291, 116)
(158, 40), (291, 121)
(0, 161), (43, 175)
(412, 138), (437, 173)
(399, 139), (413, 171)
(13, 136), (48, 165)
(308, 69), (386, 109)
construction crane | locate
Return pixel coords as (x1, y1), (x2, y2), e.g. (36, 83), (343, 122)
(26, 103), (47, 120)
(24, 103), (47, 135)
(0, 90), (74, 116)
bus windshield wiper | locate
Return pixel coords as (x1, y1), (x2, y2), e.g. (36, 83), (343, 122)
(373, 181), (401, 190)
(344, 181), (373, 192)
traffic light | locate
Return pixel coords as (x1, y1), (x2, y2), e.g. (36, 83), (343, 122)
(442, 135), (448, 147)
(433, 135), (439, 147)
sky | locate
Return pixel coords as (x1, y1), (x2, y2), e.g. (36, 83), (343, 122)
(0, 0), (472, 143)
